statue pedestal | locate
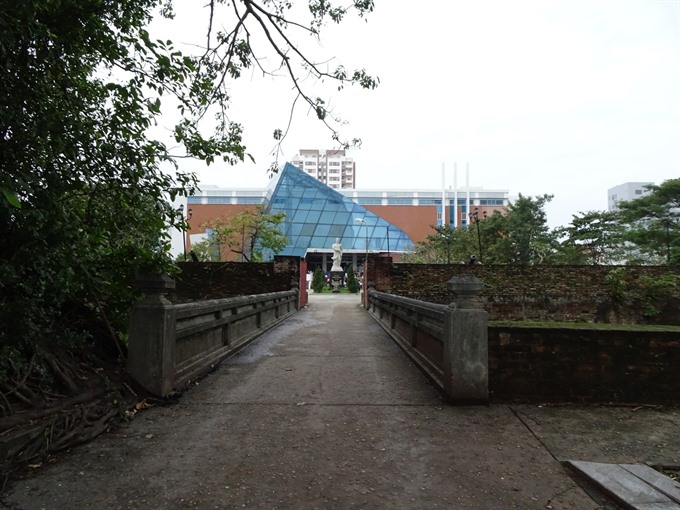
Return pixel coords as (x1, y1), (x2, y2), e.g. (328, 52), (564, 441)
(330, 271), (345, 293)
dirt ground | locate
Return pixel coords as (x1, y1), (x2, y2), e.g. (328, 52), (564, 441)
(2, 294), (678, 509)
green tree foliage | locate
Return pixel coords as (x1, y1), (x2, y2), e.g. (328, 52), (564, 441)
(345, 264), (360, 293)
(616, 179), (680, 265)
(0, 0), (377, 402)
(401, 225), (477, 264)
(482, 194), (557, 265)
(402, 183), (680, 267)
(311, 268), (327, 293)
(403, 195), (558, 265)
(180, 239), (215, 262)
(554, 210), (626, 264)
(1, 0), (195, 369)
(205, 207), (287, 262)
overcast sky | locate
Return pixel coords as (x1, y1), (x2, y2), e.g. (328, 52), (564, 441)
(153, 0), (680, 229)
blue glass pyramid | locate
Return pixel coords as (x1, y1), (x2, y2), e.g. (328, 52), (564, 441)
(263, 163), (413, 257)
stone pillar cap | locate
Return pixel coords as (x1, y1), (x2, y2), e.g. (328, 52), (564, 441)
(136, 274), (176, 294)
(447, 274), (484, 309)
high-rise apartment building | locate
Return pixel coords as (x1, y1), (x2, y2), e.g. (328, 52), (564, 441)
(608, 182), (653, 211)
(290, 149), (356, 189)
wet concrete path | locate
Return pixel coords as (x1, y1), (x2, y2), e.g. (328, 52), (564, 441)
(5, 293), (671, 509)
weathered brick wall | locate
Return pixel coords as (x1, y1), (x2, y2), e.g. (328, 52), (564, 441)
(367, 258), (680, 324)
(488, 326), (680, 403)
(171, 256), (301, 302)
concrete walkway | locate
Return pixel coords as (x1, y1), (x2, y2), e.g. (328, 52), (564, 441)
(3, 294), (679, 509)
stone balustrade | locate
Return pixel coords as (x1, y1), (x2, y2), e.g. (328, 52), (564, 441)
(367, 275), (488, 404)
(127, 275), (299, 397)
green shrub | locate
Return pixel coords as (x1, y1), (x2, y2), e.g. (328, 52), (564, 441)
(311, 268), (327, 293)
(638, 274), (679, 318)
(346, 264), (360, 293)
(604, 267), (628, 301)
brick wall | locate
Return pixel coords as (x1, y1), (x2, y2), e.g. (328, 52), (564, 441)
(488, 326), (680, 403)
(367, 258), (680, 325)
(171, 256), (302, 302)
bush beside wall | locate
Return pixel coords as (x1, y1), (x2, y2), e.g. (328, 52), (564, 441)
(172, 257), (301, 302)
(368, 259), (680, 325)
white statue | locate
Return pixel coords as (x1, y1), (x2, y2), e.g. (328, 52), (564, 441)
(331, 238), (343, 271)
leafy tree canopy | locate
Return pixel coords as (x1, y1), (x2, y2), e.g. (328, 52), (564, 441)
(401, 225), (478, 264)
(204, 207), (287, 262)
(478, 194), (557, 265)
(0, 0), (376, 410)
(616, 178), (680, 265)
(402, 182), (680, 267)
(402, 194), (558, 266)
(554, 210), (626, 265)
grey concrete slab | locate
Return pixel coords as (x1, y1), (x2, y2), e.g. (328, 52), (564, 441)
(621, 465), (680, 505)
(635, 504), (680, 510)
(567, 461), (680, 509)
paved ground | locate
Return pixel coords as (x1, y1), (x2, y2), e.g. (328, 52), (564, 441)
(2, 293), (678, 509)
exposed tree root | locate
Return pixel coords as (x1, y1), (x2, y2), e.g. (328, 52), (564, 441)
(0, 387), (108, 432)
(0, 396), (124, 492)
(40, 351), (79, 396)
(0, 342), (140, 493)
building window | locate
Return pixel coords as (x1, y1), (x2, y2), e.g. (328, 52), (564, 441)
(357, 198), (381, 205)
(635, 189), (643, 195)
(387, 198), (412, 205)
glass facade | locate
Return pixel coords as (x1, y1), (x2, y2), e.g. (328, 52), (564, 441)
(264, 163), (413, 257)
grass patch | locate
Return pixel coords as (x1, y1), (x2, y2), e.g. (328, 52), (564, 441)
(659, 468), (680, 481)
(313, 286), (358, 294)
(489, 320), (680, 332)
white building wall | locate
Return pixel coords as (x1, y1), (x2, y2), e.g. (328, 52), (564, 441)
(608, 182), (653, 211)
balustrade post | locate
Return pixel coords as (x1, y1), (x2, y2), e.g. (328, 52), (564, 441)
(367, 282), (376, 312)
(291, 281), (301, 310)
(443, 274), (488, 404)
(127, 274), (177, 397)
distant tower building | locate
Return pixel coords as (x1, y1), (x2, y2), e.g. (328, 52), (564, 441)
(607, 182), (653, 211)
(290, 149), (356, 189)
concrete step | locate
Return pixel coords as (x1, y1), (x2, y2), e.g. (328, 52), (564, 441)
(566, 460), (680, 510)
